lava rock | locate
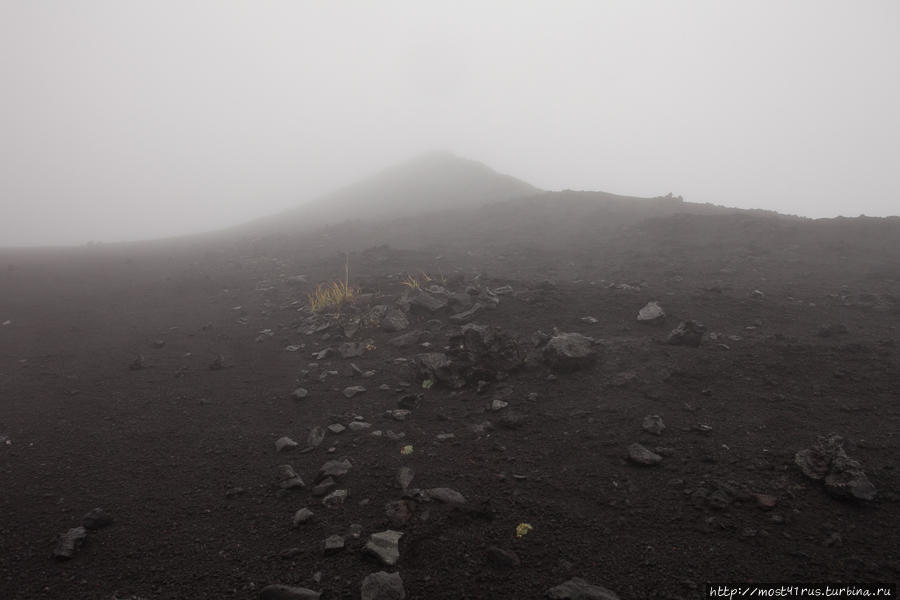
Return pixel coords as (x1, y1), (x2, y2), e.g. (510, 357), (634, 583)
(666, 321), (706, 347)
(292, 508), (314, 526)
(542, 332), (598, 372)
(275, 437), (299, 452)
(307, 426), (326, 448)
(627, 443), (663, 466)
(361, 571), (406, 600)
(637, 301), (666, 324)
(53, 526), (87, 560)
(426, 487), (467, 504)
(642, 415), (665, 436)
(344, 386), (367, 398)
(259, 584), (321, 600)
(291, 387), (309, 400)
(795, 434), (876, 500)
(382, 310), (410, 333)
(486, 545), (521, 568)
(82, 507), (113, 530)
(317, 459), (352, 482)
(365, 530), (403, 566)
(546, 577), (621, 600)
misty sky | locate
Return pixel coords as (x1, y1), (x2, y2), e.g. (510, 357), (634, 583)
(2, 1), (899, 246)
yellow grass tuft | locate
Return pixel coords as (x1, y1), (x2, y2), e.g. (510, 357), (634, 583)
(308, 280), (357, 312)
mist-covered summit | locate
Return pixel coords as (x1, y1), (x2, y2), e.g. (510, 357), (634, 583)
(247, 151), (540, 232)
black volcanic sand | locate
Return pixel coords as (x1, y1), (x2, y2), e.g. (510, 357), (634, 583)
(1, 214), (899, 599)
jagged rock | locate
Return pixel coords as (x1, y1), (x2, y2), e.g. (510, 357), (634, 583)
(324, 534), (345, 554)
(323, 489), (348, 508)
(637, 301), (666, 324)
(344, 386), (367, 398)
(450, 302), (484, 323)
(546, 577), (621, 600)
(275, 437), (299, 452)
(627, 443), (663, 466)
(795, 434), (876, 500)
(414, 353), (464, 388)
(53, 526), (87, 560)
(82, 508), (113, 530)
(426, 487), (467, 504)
(642, 415), (665, 435)
(409, 291), (448, 313)
(361, 571), (406, 600)
(292, 507), (314, 526)
(365, 530), (403, 566)
(541, 332), (598, 372)
(312, 477), (336, 497)
(382, 310), (409, 333)
(349, 421), (372, 431)
(397, 394), (421, 410)
(385, 500), (413, 527)
(385, 409), (411, 421)
(278, 464), (305, 489)
(291, 387), (309, 400)
(338, 342), (366, 359)
(486, 545), (521, 568)
(259, 584), (321, 600)
(308, 426), (326, 448)
(666, 321), (706, 347)
(327, 423), (347, 434)
(388, 330), (424, 348)
(317, 459), (352, 482)
(397, 467), (414, 490)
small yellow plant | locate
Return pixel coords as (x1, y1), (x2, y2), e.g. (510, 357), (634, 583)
(401, 445), (414, 455)
(308, 280), (357, 312)
(308, 253), (357, 312)
(516, 523), (533, 538)
(400, 271), (436, 290)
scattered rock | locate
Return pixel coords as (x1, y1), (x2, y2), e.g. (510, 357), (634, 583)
(666, 321), (706, 347)
(278, 464), (305, 489)
(365, 530), (403, 566)
(324, 534), (345, 554)
(327, 423), (347, 434)
(361, 571), (406, 600)
(82, 508), (113, 530)
(382, 310), (410, 333)
(795, 434), (877, 500)
(338, 342), (366, 359)
(385, 500), (413, 527)
(409, 291), (448, 313)
(627, 443), (663, 466)
(637, 301), (666, 324)
(259, 584), (321, 600)
(275, 437), (299, 452)
(349, 421), (372, 432)
(397, 467), (414, 490)
(317, 459), (352, 481)
(426, 487), (467, 504)
(291, 387), (309, 400)
(385, 409), (411, 421)
(546, 577), (621, 600)
(323, 489), (348, 508)
(344, 386), (367, 398)
(53, 526), (87, 560)
(450, 302), (484, 323)
(292, 508), (314, 526)
(541, 332), (598, 372)
(307, 426), (326, 448)
(641, 415), (665, 436)
(486, 545), (521, 568)
(388, 331), (423, 348)
(312, 477), (336, 497)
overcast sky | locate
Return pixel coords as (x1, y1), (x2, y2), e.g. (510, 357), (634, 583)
(2, 1), (898, 246)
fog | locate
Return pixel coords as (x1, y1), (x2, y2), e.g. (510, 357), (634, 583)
(2, 1), (898, 247)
